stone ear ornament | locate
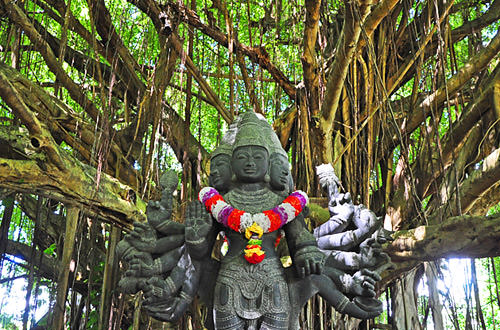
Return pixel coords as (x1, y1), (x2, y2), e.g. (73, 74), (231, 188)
(231, 173), (237, 182)
(264, 174), (271, 183)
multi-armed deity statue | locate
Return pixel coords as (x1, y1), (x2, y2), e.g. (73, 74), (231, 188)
(117, 112), (392, 329)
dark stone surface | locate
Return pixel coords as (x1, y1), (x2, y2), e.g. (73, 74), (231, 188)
(117, 112), (391, 329)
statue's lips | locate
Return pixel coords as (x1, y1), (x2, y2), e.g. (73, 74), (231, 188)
(243, 169), (256, 174)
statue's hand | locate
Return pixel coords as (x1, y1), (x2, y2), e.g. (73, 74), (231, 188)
(352, 206), (378, 232)
(143, 277), (171, 301)
(143, 268), (185, 301)
(185, 200), (213, 259)
(126, 258), (154, 277)
(147, 200), (170, 229)
(329, 192), (354, 222)
(358, 238), (390, 269)
(340, 269), (381, 298)
(126, 222), (156, 252)
(293, 246), (325, 278)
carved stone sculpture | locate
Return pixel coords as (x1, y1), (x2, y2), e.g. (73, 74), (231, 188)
(117, 111), (391, 329)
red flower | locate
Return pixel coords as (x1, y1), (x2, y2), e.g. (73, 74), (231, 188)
(264, 210), (281, 232)
(244, 253), (266, 264)
(205, 194), (224, 211)
(274, 235), (282, 248)
(284, 196), (302, 216)
(227, 209), (244, 232)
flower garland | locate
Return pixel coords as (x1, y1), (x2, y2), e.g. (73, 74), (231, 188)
(199, 187), (308, 264)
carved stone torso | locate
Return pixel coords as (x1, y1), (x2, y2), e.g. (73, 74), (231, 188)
(213, 187), (289, 322)
(215, 255), (289, 320)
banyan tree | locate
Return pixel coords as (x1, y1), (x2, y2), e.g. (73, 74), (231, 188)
(0, 0), (499, 328)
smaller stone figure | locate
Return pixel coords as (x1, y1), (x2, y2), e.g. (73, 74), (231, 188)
(269, 150), (293, 195)
(116, 171), (199, 321)
(208, 143), (233, 194)
(311, 164), (393, 314)
(116, 171), (182, 294)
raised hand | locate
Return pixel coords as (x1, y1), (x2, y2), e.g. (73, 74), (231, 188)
(185, 200), (213, 259)
(352, 206), (378, 233)
(329, 192), (354, 222)
(314, 193), (354, 239)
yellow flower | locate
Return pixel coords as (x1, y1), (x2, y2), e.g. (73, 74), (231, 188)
(245, 222), (264, 239)
(244, 247), (265, 257)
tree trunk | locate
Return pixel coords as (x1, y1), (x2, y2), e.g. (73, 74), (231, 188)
(51, 206), (79, 330)
(98, 225), (121, 330)
(390, 267), (423, 330)
(424, 261), (444, 330)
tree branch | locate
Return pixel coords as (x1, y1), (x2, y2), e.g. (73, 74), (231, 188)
(0, 126), (145, 227)
(319, 0), (373, 161)
(158, 0), (297, 99)
(89, 0), (145, 89)
(387, 213), (500, 261)
(169, 32), (232, 123)
(301, 0), (321, 116)
(458, 148), (500, 215)
(1, 0), (101, 122)
(4, 239), (88, 295)
(0, 61), (141, 188)
(0, 71), (66, 171)
(385, 29), (500, 155)
(360, 0), (400, 45)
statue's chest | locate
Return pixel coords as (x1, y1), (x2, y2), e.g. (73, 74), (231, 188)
(224, 189), (282, 213)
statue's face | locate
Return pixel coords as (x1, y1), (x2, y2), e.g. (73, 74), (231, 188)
(231, 146), (269, 183)
(209, 154), (232, 190)
(270, 154), (290, 191)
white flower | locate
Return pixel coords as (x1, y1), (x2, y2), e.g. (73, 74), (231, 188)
(281, 203), (297, 224)
(240, 213), (253, 231)
(211, 200), (227, 220)
(199, 187), (214, 201)
(297, 190), (309, 205)
(253, 213), (270, 232)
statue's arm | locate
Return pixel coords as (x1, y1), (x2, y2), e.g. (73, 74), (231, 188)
(154, 218), (185, 236)
(284, 213), (324, 278)
(151, 234), (184, 254)
(316, 205), (380, 251)
(142, 252), (201, 322)
(126, 245), (184, 277)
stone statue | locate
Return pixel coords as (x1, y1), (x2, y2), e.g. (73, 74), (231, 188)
(117, 112), (391, 329)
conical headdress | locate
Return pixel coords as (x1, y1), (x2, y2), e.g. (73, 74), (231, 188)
(232, 112), (272, 154)
(213, 111), (288, 160)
